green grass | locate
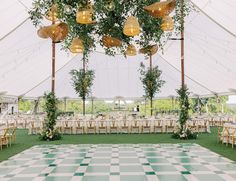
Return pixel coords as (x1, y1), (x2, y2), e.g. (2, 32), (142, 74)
(0, 127), (235, 162)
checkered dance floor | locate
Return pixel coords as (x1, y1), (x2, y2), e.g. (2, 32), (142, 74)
(0, 144), (236, 181)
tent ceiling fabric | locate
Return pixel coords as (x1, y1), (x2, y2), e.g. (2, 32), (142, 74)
(0, 0), (236, 99)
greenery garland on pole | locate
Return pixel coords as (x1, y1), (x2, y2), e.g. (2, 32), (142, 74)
(40, 92), (61, 141)
(172, 86), (197, 139)
(139, 62), (165, 116)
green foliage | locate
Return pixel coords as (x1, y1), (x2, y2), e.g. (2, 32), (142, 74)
(177, 86), (190, 132)
(39, 92), (61, 141)
(139, 63), (165, 115)
(174, 0), (194, 32)
(139, 63), (165, 100)
(70, 69), (95, 100)
(18, 100), (32, 113)
(192, 97), (209, 114)
(28, 0), (192, 59)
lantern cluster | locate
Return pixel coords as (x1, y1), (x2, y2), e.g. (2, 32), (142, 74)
(36, 0), (176, 55)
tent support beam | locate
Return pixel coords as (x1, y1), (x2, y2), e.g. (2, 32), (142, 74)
(181, 0), (185, 88)
(51, 41), (56, 93)
(51, 17), (56, 93)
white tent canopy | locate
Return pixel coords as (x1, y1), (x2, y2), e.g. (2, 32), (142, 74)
(0, 0), (236, 100)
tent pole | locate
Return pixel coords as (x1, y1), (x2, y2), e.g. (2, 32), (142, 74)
(82, 56), (86, 116)
(51, 18), (56, 93)
(180, 0), (185, 88)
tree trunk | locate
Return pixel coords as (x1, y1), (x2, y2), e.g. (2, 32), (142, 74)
(150, 97), (153, 116)
(205, 103), (209, 113)
(83, 97), (85, 116)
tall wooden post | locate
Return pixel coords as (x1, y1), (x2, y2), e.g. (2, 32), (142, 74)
(149, 54), (153, 116)
(82, 56), (86, 116)
(149, 54), (152, 70)
(52, 41), (55, 93)
(51, 14), (56, 93)
(180, 0), (185, 88)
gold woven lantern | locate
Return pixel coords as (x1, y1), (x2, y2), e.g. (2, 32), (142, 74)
(69, 37), (84, 53)
(139, 44), (158, 56)
(102, 36), (122, 48)
(76, 6), (96, 24)
(45, 4), (58, 22)
(125, 44), (137, 56)
(144, 0), (176, 18)
(45, 22), (69, 43)
(161, 16), (174, 31)
(37, 27), (50, 39)
(123, 16), (140, 37)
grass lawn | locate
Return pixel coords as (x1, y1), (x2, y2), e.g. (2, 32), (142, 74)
(0, 127), (235, 162)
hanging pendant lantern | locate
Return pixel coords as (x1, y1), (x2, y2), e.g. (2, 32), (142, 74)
(123, 16), (140, 37)
(37, 27), (50, 39)
(161, 16), (174, 31)
(38, 23), (68, 43)
(125, 44), (137, 56)
(45, 4), (58, 22)
(69, 37), (84, 53)
(139, 44), (158, 56)
(102, 36), (122, 48)
(144, 0), (176, 18)
(76, 6), (96, 24)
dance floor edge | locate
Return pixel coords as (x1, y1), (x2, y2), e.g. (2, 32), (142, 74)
(0, 143), (236, 181)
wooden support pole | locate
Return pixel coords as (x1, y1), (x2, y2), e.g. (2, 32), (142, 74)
(180, 0), (185, 88)
(51, 15), (56, 93)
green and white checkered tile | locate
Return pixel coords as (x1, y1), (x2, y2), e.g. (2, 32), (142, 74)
(0, 143), (236, 181)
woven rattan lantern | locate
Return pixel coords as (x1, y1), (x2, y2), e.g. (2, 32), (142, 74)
(69, 37), (84, 53)
(125, 44), (137, 56)
(102, 36), (122, 48)
(37, 27), (50, 39)
(139, 44), (158, 56)
(76, 6), (96, 24)
(161, 16), (174, 31)
(123, 16), (140, 37)
(45, 4), (58, 22)
(46, 22), (69, 43)
(144, 0), (176, 18)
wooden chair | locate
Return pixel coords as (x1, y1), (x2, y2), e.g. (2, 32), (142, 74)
(87, 121), (96, 134)
(131, 120), (140, 133)
(109, 120), (118, 134)
(154, 120), (163, 133)
(220, 127), (230, 146)
(98, 121), (107, 134)
(1, 129), (9, 149)
(7, 127), (16, 146)
(166, 120), (175, 133)
(229, 128), (236, 149)
(75, 121), (84, 134)
(63, 121), (73, 134)
(120, 120), (129, 134)
(29, 121), (40, 135)
(142, 120), (151, 133)
(189, 119), (199, 133)
(198, 120), (208, 133)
